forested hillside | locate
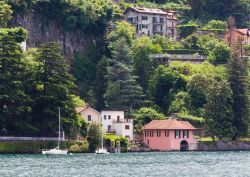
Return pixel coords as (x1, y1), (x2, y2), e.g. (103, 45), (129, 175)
(0, 0), (250, 140)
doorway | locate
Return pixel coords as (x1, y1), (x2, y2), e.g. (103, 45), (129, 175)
(180, 140), (188, 151)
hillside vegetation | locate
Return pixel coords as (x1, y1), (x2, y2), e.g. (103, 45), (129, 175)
(0, 0), (249, 141)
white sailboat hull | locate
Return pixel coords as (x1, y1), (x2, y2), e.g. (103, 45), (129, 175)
(42, 148), (68, 155)
(95, 148), (109, 154)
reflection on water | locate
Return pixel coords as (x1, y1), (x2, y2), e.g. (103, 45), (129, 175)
(0, 151), (249, 177)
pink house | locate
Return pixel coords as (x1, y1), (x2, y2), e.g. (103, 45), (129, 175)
(143, 119), (197, 151)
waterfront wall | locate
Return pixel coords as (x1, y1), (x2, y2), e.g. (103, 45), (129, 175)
(197, 141), (250, 151)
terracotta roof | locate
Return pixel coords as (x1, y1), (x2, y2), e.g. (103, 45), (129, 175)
(76, 106), (99, 114)
(225, 28), (250, 35)
(144, 119), (196, 130)
(125, 7), (167, 15)
(235, 28), (249, 35)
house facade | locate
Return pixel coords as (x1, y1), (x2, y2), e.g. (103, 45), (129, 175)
(144, 119), (197, 151)
(76, 106), (100, 124)
(101, 110), (133, 140)
(224, 28), (250, 47)
(125, 7), (177, 40)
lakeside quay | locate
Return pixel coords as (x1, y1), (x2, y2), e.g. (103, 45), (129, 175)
(1, 140), (250, 154)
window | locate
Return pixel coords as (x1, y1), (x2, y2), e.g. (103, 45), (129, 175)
(175, 130), (181, 139)
(157, 130), (161, 137)
(117, 116), (120, 122)
(125, 125), (130, 130)
(150, 130), (154, 137)
(108, 125), (111, 132)
(104, 115), (106, 120)
(165, 130), (169, 137)
(183, 130), (189, 138)
(142, 24), (148, 29)
(152, 17), (157, 23)
(87, 115), (91, 121)
(108, 115), (111, 119)
(172, 21), (174, 27)
(144, 130), (147, 137)
(160, 18), (164, 23)
(142, 16), (148, 20)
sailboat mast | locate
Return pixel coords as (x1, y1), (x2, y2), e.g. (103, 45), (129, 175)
(58, 107), (61, 149)
(101, 115), (103, 149)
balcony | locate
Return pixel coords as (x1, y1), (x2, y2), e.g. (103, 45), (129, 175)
(107, 129), (116, 133)
(152, 18), (164, 25)
(153, 29), (163, 33)
(113, 119), (133, 123)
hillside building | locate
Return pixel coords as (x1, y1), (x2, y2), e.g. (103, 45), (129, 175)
(125, 7), (177, 40)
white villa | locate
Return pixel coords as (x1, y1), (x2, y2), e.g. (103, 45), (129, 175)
(101, 110), (133, 140)
(77, 107), (133, 140)
(125, 7), (177, 40)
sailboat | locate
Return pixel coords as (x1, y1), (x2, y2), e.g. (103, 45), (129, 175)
(95, 119), (109, 154)
(42, 107), (68, 155)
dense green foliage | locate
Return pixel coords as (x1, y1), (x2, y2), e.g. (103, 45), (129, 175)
(205, 79), (235, 139)
(229, 54), (250, 139)
(87, 123), (102, 152)
(133, 107), (165, 133)
(1, 0), (250, 141)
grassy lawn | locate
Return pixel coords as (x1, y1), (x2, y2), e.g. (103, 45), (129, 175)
(197, 137), (250, 142)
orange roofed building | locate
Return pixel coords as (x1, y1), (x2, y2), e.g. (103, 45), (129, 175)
(143, 119), (197, 151)
(224, 28), (250, 47)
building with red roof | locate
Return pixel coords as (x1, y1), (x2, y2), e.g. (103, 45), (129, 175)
(224, 28), (250, 47)
(143, 119), (197, 151)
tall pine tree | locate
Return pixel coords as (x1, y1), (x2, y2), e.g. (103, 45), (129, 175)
(105, 38), (145, 111)
(95, 56), (108, 111)
(0, 27), (30, 136)
(32, 42), (77, 136)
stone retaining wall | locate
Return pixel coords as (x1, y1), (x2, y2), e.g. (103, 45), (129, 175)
(197, 141), (250, 151)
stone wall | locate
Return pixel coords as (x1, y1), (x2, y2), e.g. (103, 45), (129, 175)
(197, 141), (250, 151)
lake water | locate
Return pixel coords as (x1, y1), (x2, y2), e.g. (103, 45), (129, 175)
(0, 151), (249, 177)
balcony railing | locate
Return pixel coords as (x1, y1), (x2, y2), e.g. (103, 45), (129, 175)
(153, 20), (164, 24)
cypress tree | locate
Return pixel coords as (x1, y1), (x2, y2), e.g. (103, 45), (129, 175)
(229, 54), (250, 139)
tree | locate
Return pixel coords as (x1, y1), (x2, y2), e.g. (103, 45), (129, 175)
(0, 27), (30, 136)
(187, 74), (213, 116)
(204, 20), (228, 30)
(95, 57), (108, 111)
(108, 20), (136, 47)
(87, 123), (102, 152)
(133, 107), (165, 133)
(105, 38), (145, 111)
(0, 1), (13, 28)
(208, 42), (231, 64)
(131, 36), (162, 92)
(149, 65), (186, 113)
(229, 54), (250, 139)
(33, 42), (78, 136)
(169, 91), (191, 115)
(205, 79), (235, 139)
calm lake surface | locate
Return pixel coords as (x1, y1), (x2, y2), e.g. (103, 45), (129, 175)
(0, 151), (249, 177)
